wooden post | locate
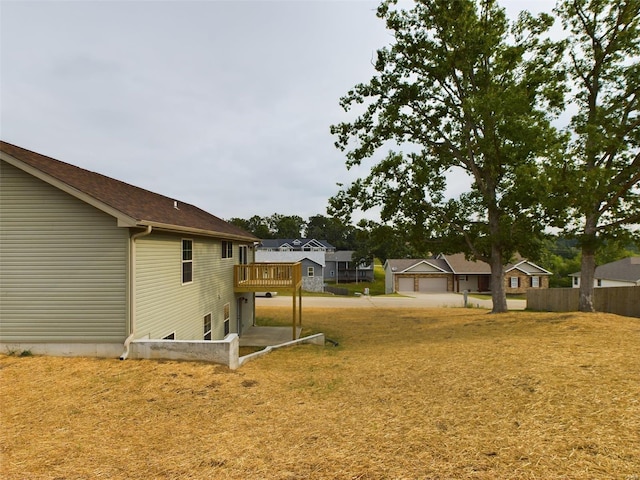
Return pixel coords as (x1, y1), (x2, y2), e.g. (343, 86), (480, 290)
(292, 288), (297, 340)
(298, 287), (302, 331)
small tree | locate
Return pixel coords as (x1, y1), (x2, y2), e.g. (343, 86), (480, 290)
(330, 0), (565, 312)
(228, 215), (272, 239)
(267, 214), (306, 239)
(552, 0), (640, 311)
(306, 214), (357, 249)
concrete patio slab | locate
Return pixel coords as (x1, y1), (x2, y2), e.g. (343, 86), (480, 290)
(239, 326), (302, 347)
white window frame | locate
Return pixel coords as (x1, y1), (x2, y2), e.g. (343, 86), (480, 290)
(307, 266), (314, 277)
(510, 276), (519, 288)
(222, 241), (233, 259)
(182, 239), (193, 285)
(204, 313), (212, 341)
(531, 276), (540, 288)
(223, 303), (230, 336)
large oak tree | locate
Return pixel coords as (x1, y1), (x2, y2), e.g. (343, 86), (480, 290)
(552, 0), (640, 311)
(330, 0), (564, 312)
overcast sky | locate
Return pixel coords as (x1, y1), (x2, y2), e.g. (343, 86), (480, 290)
(1, 0), (556, 222)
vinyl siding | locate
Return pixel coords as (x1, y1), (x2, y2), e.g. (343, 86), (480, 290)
(135, 233), (238, 340)
(0, 161), (128, 342)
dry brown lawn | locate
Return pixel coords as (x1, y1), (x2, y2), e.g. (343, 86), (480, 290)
(1, 307), (639, 479)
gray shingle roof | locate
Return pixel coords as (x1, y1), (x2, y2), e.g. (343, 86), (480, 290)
(572, 257), (640, 283)
(387, 254), (550, 275)
(258, 238), (335, 250)
(1, 141), (257, 241)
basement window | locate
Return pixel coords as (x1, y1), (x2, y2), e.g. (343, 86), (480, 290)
(223, 303), (230, 336)
(204, 313), (212, 340)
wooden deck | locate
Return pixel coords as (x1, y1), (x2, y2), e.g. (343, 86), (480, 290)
(234, 262), (304, 341)
(234, 262), (302, 293)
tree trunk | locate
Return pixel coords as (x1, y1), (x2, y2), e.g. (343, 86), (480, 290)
(486, 188), (508, 313)
(578, 215), (598, 312)
(489, 245), (508, 313)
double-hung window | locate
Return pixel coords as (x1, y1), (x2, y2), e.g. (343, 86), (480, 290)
(510, 277), (519, 288)
(182, 239), (193, 284)
(222, 241), (233, 259)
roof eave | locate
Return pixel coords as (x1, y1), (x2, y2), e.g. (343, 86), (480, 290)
(139, 221), (258, 242)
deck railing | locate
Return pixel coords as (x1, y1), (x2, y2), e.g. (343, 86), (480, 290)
(234, 262), (302, 291)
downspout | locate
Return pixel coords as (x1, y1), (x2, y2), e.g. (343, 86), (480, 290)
(120, 225), (152, 360)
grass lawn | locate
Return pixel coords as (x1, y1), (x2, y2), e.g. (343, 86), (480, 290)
(1, 307), (638, 479)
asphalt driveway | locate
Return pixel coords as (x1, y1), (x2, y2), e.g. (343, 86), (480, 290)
(256, 292), (526, 310)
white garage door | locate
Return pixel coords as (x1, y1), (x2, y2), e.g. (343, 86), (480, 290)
(397, 277), (415, 292)
(418, 277), (447, 292)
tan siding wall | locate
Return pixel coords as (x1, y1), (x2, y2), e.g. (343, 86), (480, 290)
(135, 233), (241, 341)
(0, 161), (128, 342)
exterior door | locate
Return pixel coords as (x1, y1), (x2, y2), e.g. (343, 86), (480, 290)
(478, 276), (490, 292)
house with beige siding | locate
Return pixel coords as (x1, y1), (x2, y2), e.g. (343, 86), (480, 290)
(0, 141), (266, 365)
(384, 253), (551, 294)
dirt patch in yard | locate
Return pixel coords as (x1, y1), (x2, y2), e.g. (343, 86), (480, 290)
(1, 308), (638, 479)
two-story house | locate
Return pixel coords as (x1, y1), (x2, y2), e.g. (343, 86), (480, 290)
(1, 141), (301, 366)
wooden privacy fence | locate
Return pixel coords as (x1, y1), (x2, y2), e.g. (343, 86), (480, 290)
(527, 286), (640, 318)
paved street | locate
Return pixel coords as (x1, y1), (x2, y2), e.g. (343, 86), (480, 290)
(256, 292), (526, 310)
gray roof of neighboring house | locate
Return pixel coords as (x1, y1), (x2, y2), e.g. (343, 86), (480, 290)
(255, 250), (325, 267)
(570, 257), (640, 283)
(1, 141), (257, 242)
(387, 254), (551, 276)
(258, 238), (335, 250)
(385, 258), (451, 273)
(326, 250), (373, 269)
(326, 250), (355, 262)
(439, 253), (491, 274)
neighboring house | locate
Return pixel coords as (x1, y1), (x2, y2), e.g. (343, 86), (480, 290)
(570, 257), (640, 288)
(0, 141), (259, 360)
(324, 251), (374, 283)
(257, 238), (335, 253)
(255, 250), (325, 292)
(384, 253), (551, 294)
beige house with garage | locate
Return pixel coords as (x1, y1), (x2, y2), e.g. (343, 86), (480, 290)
(384, 253), (551, 295)
(0, 141), (269, 364)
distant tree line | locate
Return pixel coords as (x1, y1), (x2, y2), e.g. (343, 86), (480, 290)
(228, 212), (638, 288)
